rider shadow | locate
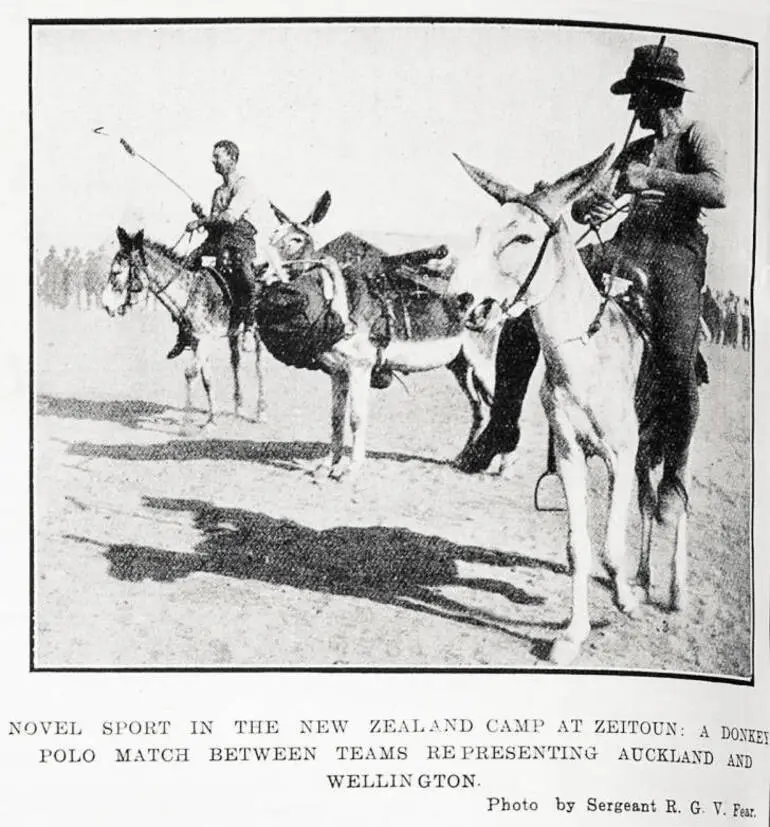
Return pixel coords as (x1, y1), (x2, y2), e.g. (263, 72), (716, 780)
(101, 496), (568, 653)
(68, 438), (452, 470)
(37, 395), (181, 431)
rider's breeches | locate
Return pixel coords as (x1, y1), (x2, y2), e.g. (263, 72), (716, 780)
(637, 232), (707, 477)
(186, 225), (257, 311)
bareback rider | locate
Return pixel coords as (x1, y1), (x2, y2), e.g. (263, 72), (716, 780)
(572, 44), (726, 511)
(167, 139), (259, 358)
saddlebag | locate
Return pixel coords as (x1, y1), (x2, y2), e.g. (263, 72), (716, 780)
(255, 265), (347, 370)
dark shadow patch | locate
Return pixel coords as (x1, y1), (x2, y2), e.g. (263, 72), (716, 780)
(93, 496), (565, 647)
(37, 395), (178, 430)
(67, 438), (451, 469)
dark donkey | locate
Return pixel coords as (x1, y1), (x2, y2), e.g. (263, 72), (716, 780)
(103, 227), (266, 426)
(259, 193), (514, 480)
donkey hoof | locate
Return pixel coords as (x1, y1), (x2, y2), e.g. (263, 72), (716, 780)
(616, 585), (642, 619)
(668, 589), (687, 613)
(548, 637), (583, 666)
(622, 600), (643, 621)
(494, 455), (518, 479)
(310, 460), (332, 480)
(329, 462), (351, 481)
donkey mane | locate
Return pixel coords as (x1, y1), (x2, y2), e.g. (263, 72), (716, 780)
(143, 238), (191, 268)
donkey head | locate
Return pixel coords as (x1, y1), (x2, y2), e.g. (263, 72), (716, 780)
(449, 146), (614, 327)
(102, 227), (146, 316)
(268, 191), (332, 264)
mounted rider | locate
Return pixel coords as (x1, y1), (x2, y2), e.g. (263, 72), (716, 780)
(167, 139), (260, 359)
(572, 43), (726, 512)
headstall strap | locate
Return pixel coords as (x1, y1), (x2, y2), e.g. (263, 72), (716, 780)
(504, 199), (558, 312)
(130, 257), (185, 323)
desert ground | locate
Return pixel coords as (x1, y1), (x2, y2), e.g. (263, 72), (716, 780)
(34, 304), (752, 675)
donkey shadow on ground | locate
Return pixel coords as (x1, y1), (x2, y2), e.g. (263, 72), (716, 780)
(98, 496), (576, 655)
(37, 394), (182, 431)
(43, 393), (450, 468)
(68, 436), (451, 470)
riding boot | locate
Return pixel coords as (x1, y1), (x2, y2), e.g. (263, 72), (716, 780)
(167, 320), (196, 359)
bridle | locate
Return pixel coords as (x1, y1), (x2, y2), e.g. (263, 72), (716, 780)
(495, 198), (612, 345)
(118, 248), (188, 323)
(497, 197), (559, 316)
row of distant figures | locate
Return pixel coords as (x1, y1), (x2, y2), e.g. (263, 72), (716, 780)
(38, 283), (752, 353)
(702, 287), (751, 351)
(38, 287), (156, 313)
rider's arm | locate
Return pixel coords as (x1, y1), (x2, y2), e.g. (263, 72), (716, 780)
(645, 122), (727, 209)
(216, 176), (256, 225)
(571, 139), (649, 224)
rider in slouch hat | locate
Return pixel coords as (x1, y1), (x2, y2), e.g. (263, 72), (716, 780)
(572, 42), (726, 515)
(166, 139), (260, 359)
(463, 43), (726, 494)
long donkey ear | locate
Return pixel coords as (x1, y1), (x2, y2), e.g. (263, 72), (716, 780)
(533, 144), (615, 215)
(453, 153), (527, 205)
(303, 191), (331, 226)
(134, 229), (145, 249)
(116, 226), (132, 250)
(269, 202), (292, 225)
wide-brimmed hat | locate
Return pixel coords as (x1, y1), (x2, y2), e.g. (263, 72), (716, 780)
(611, 44), (692, 95)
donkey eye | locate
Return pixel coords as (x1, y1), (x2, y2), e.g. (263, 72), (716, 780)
(499, 233), (534, 254)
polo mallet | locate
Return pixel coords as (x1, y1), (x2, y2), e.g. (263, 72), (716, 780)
(93, 127), (201, 221)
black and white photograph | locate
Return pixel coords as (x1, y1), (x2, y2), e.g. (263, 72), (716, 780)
(31, 19), (756, 677)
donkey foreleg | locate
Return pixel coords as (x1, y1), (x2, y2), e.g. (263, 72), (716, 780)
(196, 339), (216, 428)
(635, 456), (656, 602)
(337, 364), (371, 480)
(182, 350), (200, 427)
(549, 430), (592, 666)
(228, 333), (244, 417)
(669, 451), (692, 612)
(603, 448), (641, 619)
(253, 329), (267, 422)
(315, 371), (349, 479)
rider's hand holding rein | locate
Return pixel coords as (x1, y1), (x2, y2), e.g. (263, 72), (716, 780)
(572, 171), (618, 226)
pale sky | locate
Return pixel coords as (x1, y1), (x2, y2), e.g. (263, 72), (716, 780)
(32, 22), (756, 292)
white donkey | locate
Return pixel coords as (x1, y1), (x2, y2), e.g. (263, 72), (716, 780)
(450, 146), (695, 665)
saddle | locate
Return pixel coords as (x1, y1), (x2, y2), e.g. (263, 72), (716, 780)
(591, 256), (708, 382)
(201, 255), (268, 333)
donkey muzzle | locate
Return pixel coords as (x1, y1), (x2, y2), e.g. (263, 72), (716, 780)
(465, 297), (504, 332)
(455, 292), (476, 314)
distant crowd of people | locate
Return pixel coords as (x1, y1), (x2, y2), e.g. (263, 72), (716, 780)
(36, 245), (113, 311)
(703, 286), (751, 351)
(35, 244), (752, 356)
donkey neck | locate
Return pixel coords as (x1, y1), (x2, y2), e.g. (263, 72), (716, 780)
(527, 227), (603, 351)
(143, 245), (197, 319)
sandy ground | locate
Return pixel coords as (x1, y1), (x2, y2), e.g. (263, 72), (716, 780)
(33, 305), (752, 675)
